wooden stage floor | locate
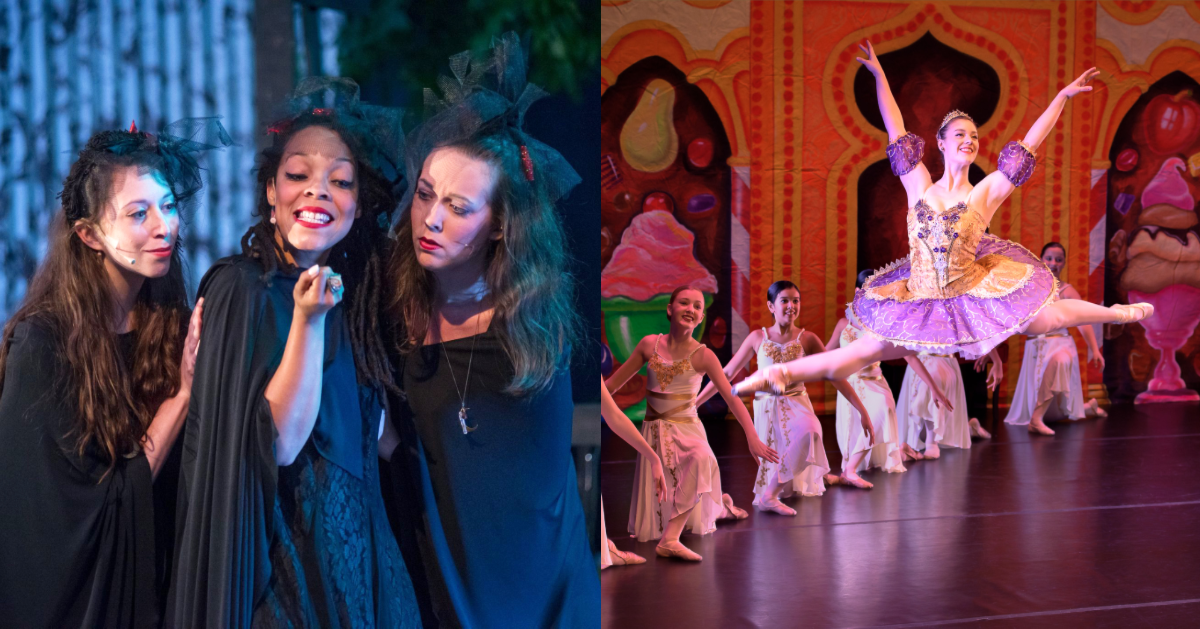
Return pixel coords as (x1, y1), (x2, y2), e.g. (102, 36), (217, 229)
(601, 402), (1200, 628)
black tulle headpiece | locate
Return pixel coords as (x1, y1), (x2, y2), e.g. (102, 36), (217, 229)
(265, 77), (406, 196)
(391, 31), (581, 232)
(61, 117), (232, 224)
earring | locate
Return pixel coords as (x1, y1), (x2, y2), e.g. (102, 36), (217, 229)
(270, 216), (276, 225)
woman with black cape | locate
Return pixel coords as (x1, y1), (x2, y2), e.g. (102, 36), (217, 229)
(381, 33), (599, 627)
(0, 120), (223, 627)
(166, 79), (420, 627)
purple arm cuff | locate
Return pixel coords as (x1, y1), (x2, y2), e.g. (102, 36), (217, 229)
(998, 141), (1037, 187)
(886, 133), (925, 176)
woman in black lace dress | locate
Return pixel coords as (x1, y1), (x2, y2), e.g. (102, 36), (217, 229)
(167, 79), (420, 628)
(382, 34), (598, 627)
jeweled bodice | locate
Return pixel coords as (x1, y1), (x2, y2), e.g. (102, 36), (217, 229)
(907, 198), (990, 297)
(756, 329), (807, 396)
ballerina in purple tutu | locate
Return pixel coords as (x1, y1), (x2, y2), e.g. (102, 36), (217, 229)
(735, 41), (1153, 397)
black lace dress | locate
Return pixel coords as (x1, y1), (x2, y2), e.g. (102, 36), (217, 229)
(167, 256), (421, 628)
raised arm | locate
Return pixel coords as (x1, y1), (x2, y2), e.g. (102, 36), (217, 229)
(856, 40), (932, 202)
(142, 299), (203, 478)
(693, 349), (779, 464)
(264, 266), (339, 466)
(975, 68), (1100, 223)
(826, 317), (850, 352)
(697, 329), (761, 406)
(604, 335), (652, 393)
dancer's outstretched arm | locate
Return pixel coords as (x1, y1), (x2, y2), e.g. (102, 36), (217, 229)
(601, 378), (666, 502)
(975, 68), (1100, 223)
(692, 348), (780, 465)
(826, 317), (850, 352)
(605, 335), (652, 393)
(856, 39), (932, 202)
(697, 329), (764, 406)
(903, 355), (954, 411)
(800, 330), (875, 446)
(1061, 284), (1105, 370)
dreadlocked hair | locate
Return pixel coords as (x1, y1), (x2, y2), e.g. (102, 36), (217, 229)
(390, 129), (580, 396)
(0, 131), (189, 468)
(240, 115), (397, 393)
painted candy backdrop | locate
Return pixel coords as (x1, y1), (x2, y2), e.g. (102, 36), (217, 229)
(601, 0), (1200, 413)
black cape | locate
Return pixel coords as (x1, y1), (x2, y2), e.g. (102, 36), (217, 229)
(0, 320), (159, 628)
(167, 256), (419, 628)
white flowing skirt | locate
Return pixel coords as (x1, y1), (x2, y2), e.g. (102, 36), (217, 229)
(836, 374), (906, 473)
(600, 500), (611, 568)
(628, 419), (724, 541)
(1005, 335), (1086, 424)
(896, 356), (972, 450)
(752, 391), (829, 503)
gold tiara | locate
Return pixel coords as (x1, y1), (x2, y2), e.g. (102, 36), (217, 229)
(940, 109), (974, 130)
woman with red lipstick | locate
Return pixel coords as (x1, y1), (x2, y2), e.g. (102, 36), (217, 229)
(999, 242), (1107, 435)
(0, 120), (224, 627)
(381, 33), (598, 626)
(167, 79), (420, 628)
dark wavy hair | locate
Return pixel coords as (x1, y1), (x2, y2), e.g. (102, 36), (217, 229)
(1041, 241), (1066, 257)
(0, 132), (190, 466)
(390, 133), (579, 396)
(240, 114), (397, 392)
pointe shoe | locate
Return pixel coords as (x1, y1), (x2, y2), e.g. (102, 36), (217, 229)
(1028, 421), (1055, 435)
(757, 498), (797, 516)
(1113, 302), (1154, 324)
(656, 541), (702, 562)
(923, 442), (941, 459)
(732, 364), (790, 396)
(901, 443), (924, 461)
(969, 418), (992, 439)
(720, 493), (749, 520)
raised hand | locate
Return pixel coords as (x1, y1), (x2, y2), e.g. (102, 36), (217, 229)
(855, 40), (883, 76)
(1061, 67), (1100, 99)
(293, 264), (341, 321)
(179, 297), (204, 392)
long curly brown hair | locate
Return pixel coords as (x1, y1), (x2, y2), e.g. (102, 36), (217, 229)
(240, 115), (397, 392)
(0, 136), (189, 466)
(390, 133), (579, 396)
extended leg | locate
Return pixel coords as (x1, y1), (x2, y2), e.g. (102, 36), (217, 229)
(736, 337), (917, 394)
(1023, 299), (1152, 336)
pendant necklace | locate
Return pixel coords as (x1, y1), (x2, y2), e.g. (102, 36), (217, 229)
(442, 313), (483, 435)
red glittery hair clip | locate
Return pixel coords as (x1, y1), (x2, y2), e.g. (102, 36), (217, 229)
(520, 145), (534, 181)
(312, 107), (332, 116)
(129, 120), (138, 133)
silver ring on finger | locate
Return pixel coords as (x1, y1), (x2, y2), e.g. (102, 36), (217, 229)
(328, 273), (344, 299)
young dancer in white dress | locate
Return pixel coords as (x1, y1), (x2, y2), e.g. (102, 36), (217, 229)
(732, 43), (1152, 399)
(999, 242), (1107, 435)
(826, 272), (954, 474)
(699, 281), (875, 512)
(600, 379), (667, 569)
(895, 350), (1000, 458)
(605, 286), (778, 561)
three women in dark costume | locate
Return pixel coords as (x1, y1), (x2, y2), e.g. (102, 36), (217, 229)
(0, 32), (595, 629)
